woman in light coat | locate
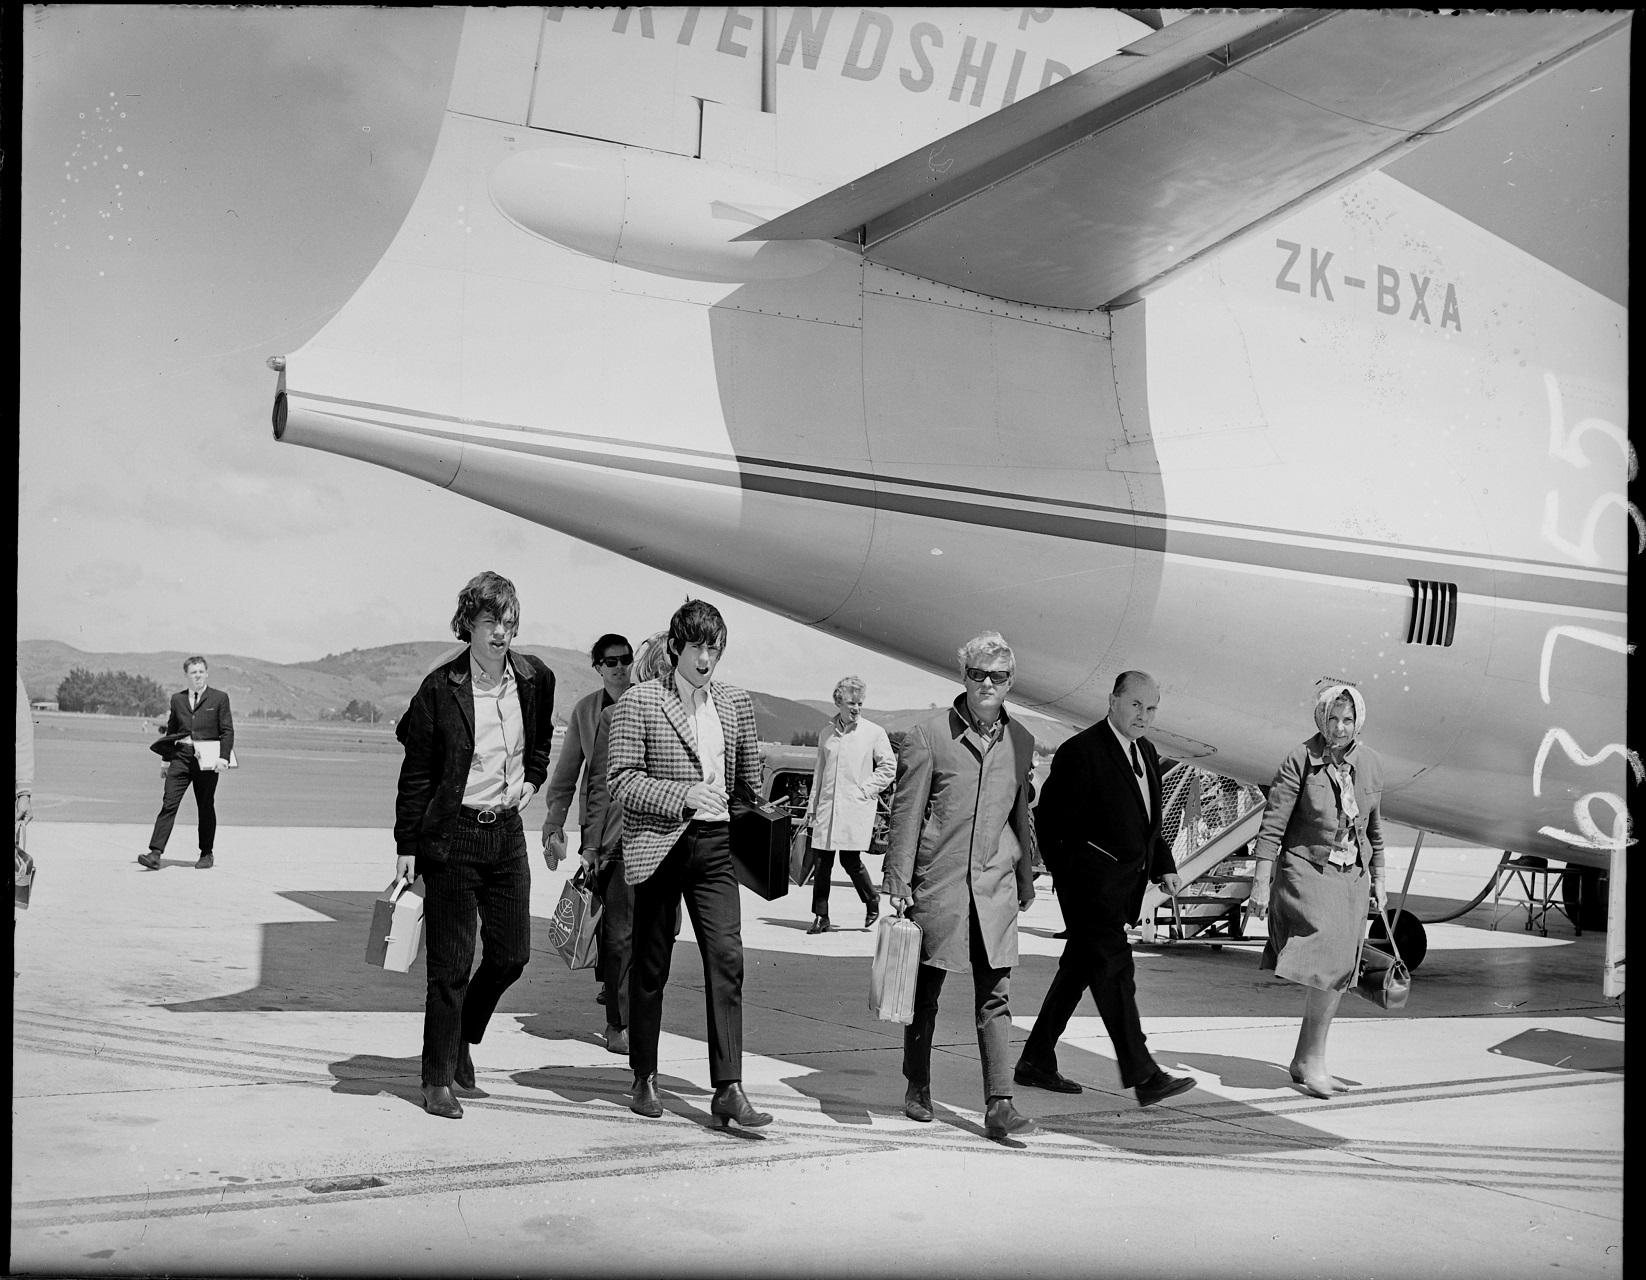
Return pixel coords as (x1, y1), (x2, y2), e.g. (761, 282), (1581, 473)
(803, 676), (896, 933)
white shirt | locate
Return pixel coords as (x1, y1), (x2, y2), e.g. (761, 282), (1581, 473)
(1107, 718), (1150, 821)
(464, 658), (525, 810)
(674, 670), (728, 822)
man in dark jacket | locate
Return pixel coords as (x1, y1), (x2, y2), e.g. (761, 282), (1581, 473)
(394, 572), (555, 1120)
(141, 656), (234, 870)
(1016, 671), (1196, 1108)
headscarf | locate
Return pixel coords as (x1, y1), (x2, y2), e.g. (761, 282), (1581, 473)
(1313, 683), (1366, 741)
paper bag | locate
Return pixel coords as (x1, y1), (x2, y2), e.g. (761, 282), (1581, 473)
(549, 864), (603, 970)
(789, 827), (816, 886)
(15, 840), (36, 911)
(870, 906), (921, 1025)
(364, 875), (426, 972)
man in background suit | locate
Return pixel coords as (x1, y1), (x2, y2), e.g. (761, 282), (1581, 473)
(607, 598), (770, 1129)
(1016, 670), (1197, 1107)
(141, 656), (233, 870)
(542, 632), (635, 1054)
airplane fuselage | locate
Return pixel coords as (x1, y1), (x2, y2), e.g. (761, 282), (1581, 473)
(274, 8), (1631, 869)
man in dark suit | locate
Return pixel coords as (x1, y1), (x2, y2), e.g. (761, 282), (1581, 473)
(1015, 671), (1196, 1107)
(141, 656), (234, 870)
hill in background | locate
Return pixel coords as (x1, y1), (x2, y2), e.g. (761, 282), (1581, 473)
(19, 640), (833, 743)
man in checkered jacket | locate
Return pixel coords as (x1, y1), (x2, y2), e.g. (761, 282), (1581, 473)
(607, 598), (771, 1129)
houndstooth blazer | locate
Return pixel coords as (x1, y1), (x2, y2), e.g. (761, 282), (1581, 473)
(607, 675), (761, 884)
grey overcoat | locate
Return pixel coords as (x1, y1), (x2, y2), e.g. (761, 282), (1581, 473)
(884, 697), (1039, 972)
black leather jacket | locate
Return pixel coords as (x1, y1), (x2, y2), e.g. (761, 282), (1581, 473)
(394, 650), (556, 862)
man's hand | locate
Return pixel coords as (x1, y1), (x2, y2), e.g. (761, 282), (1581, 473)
(1372, 876), (1388, 915)
(16, 793), (31, 827)
(518, 782), (537, 809)
(543, 829), (567, 870)
(889, 895), (912, 914)
(684, 780), (726, 813)
(1018, 888), (1036, 912)
(395, 854), (416, 883)
(1159, 873), (1184, 897)
(580, 844), (598, 872)
(160, 764), (170, 782)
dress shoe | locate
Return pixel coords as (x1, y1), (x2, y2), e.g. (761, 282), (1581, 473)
(710, 1082), (772, 1129)
(1135, 1070), (1196, 1108)
(630, 1072), (663, 1118)
(1013, 1059), (1083, 1094)
(983, 1097), (1040, 1140)
(421, 1085), (463, 1120)
(903, 1082), (933, 1123)
(806, 915), (831, 935)
(604, 1025), (629, 1055)
(195, 853), (214, 870)
(454, 1042), (475, 1091)
(137, 853), (161, 871)
(864, 902), (880, 929)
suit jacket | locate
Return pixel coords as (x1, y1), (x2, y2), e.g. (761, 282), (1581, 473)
(541, 688), (623, 857)
(1034, 720), (1175, 928)
(155, 687), (235, 763)
(393, 650), (556, 863)
(883, 697), (1038, 972)
(607, 675), (760, 885)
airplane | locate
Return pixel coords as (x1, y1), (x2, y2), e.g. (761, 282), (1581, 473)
(266, 8), (1632, 993)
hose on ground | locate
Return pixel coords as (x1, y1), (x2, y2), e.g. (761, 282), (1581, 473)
(1415, 851), (1515, 924)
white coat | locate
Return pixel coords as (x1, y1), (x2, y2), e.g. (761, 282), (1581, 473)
(806, 716), (896, 852)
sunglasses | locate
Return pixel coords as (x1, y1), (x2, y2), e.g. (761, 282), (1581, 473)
(965, 666), (1012, 686)
(596, 655), (634, 669)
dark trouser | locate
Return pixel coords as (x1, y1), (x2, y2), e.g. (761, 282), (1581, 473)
(810, 849), (879, 919)
(420, 811), (532, 1087)
(596, 850), (634, 1029)
(628, 821), (744, 1086)
(1022, 891), (1156, 1088)
(903, 902), (1014, 1100)
(149, 755), (219, 856)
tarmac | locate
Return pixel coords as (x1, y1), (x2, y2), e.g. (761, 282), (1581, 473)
(9, 815), (1624, 1279)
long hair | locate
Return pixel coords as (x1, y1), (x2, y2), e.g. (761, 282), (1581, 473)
(450, 571), (519, 642)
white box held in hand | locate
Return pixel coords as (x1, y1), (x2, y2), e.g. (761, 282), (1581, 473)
(365, 876), (426, 973)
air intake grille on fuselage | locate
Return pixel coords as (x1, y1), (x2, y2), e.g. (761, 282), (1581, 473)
(1406, 580), (1458, 646)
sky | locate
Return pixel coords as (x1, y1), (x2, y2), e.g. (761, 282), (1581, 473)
(16, 8), (1629, 708)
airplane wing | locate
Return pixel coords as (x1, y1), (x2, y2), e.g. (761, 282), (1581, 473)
(739, 9), (1630, 309)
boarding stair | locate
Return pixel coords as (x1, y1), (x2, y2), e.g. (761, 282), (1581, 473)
(1137, 765), (1268, 949)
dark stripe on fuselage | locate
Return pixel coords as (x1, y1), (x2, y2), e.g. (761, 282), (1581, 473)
(289, 392), (1627, 615)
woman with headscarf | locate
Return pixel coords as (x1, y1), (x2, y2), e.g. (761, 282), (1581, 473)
(1246, 683), (1386, 1099)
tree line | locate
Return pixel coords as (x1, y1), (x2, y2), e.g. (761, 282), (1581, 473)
(54, 668), (167, 716)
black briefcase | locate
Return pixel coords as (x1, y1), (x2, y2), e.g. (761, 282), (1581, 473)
(729, 788), (791, 901)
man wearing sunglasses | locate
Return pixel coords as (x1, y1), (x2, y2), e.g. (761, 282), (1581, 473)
(885, 631), (1041, 1140)
(542, 632), (634, 1053)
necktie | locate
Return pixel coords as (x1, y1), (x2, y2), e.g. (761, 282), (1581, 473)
(1129, 741), (1144, 779)
(190, 692), (199, 712)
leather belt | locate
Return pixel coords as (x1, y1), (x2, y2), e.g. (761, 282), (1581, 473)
(462, 804), (517, 826)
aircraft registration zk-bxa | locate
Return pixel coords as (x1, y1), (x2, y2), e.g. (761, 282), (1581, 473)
(268, 8), (1632, 990)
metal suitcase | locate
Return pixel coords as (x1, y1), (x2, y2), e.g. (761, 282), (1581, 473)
(870, 906), (921, 1024)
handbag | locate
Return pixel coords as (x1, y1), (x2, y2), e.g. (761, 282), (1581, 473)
(364, 875), (426, 973)
(870, 903), (921, 1025)
(1352, 906), (1410, 1009)
(789, 827), (816, 886)
(548, 863), (603, 971)
(729, 783), (792, 901)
